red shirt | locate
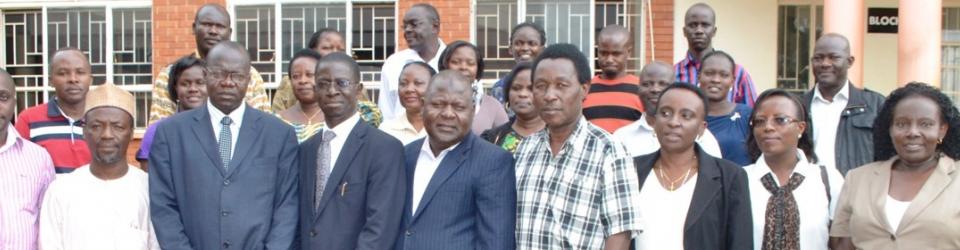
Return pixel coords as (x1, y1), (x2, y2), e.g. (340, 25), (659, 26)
(583, 74), (644, 133)
(14, 99), (90, 173)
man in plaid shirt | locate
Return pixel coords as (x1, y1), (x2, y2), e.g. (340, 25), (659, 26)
(514, 43), (643, 250)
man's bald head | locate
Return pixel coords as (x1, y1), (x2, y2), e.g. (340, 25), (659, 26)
(423, 70), (475, 151)
(206, 41), (250, 68)
(639, 61), (675, 112)
(193, 4), (232, 57)
(815, 33), (851, 55)
(195, 4), (229, 21)
(641, 61), (673, 78)
(427, 70), (474, 103)
(685, 3), (716, 24)
(598, 25), (631, 45)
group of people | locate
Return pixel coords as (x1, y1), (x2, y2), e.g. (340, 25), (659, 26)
(2, 2), (959, 250)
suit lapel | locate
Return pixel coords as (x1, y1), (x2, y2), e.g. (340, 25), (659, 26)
(226, 106), (263, 177)
(870, 162), (894, 233)
(300, 134), (321, 220)
(316, 119), (366, 217)
(402, 139), (424, 224)
(410, 134), (474, 223)
(684, 147), (722, 232)
(190, 106), (226, 176)
(897, 156), (956, 233)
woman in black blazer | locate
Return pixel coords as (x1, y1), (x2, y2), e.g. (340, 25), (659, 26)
(632, 83), (753, 250)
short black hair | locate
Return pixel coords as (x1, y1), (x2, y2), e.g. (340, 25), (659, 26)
(167, 55), (204, 103)
(531, 43), (591, 85)
(746, 88), (819, 163)
(49, 47), (89, 70)
(502, 62), (534, 101)
(438, 40), (484, 81)
(307, 28), (343, 50)
(699, 50), (736, 74)
(399, 61), (437, 82)
(874, 82), (960, 160)
(411, 3), (440, 25)
(511, 22), (546, 45)
(287, 49), (322, 76)
(657, 82), (709, 120)
(316, 52), (360, 83)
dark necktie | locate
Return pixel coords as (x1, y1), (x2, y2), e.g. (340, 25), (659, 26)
(761, 172), (804, 250)
(218, 117), (233, 169)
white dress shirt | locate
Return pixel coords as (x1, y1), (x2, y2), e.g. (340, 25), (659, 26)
(612, 113), (724, 157)
(323, 112), (362, 175)
(411, 137), (459, 215)
(39, 165), (159, 250)
(635, 172), (697, 250)
(379, 114), (427, 145)
(810, 82), (850, 171)
(378, 39), (446, 120)
(743, 151), (845, 250)
(207, 101), (246, 160)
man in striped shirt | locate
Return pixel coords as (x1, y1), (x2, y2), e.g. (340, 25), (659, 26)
(14, 48), (92, 173)
(584, 25), (645, 133)
(0, 68), (56, 250)
(675, 3), (757, 107)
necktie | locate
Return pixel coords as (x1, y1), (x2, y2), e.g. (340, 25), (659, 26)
(761, 172), (804, 250)
(315, 130), (336, 212)
(219, 116), (233, 169)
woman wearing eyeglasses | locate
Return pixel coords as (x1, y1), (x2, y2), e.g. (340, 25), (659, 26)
(743, 89), (844, 250)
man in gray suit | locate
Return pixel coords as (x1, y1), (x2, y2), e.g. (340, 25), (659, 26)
(149, 41), (299, 249)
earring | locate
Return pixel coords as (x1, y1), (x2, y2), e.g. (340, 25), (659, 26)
(939, 138), (943, 145)
(798, 134), (802, 139)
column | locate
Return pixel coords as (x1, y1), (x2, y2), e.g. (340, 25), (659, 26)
(823, 0), (865, 88)
(898, 0), (942, 87)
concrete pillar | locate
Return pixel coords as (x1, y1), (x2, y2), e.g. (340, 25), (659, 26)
(898, 0), (942, 87)
(823, 0), (865, 88)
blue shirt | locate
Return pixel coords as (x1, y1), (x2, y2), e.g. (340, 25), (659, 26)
(707, 104), (753, 166)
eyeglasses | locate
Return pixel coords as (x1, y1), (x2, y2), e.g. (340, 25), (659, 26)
(750, 116), (801, 128)
(315, 78), (354, 90)
(204, 69), (250, 85)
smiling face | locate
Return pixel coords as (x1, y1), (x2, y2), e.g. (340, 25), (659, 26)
(638, 63), (673, 110)
(508, 69), (537, 118)
(398, 64), (432, 112)
(402, 6), (439, 51)
(890, 95), (948, 165)
(532, 58), (587, 130)
(683, 5), (716, 52)
(174, 66), (207, 110)
(50, 50), (92, 106)
(423, 72), (474, 150)
(812, 35), (854, 90)
(84, 107), (133, 165)
(654, 88), (707, 153)
(509, 26), (543, 63)
(290, 57), (319, 104)
(446, 46), (479, 80)
(193, 6), (232, 56)
(698, 55), (734, 103)
(752, 95), (806, 157)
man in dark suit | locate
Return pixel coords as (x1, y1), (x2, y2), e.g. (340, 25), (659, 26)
(149, 41), (300, 249)
(394, 70), (517, 250)
(297, 52), (406, 249)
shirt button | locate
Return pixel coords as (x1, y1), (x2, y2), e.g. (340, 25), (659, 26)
(221, 211), (229, 217)
(223, 241), (231, 248)
(310, 230), (317, 237)
(890, 234), (896, 240)
(405, 230), (413, 236)
(223, 179), (230, 186)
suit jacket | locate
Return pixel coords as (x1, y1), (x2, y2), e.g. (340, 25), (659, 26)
(149, 105), (300, 250)
(633, 145), (753, 250)
(297, 119), (406, 250)
(830, 155), (960, 249)
(394, 133), (516, 250)
(803, 83), (886, 175)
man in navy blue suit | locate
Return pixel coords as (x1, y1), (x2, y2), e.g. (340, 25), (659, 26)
(297, 52), (406, 249)
(395, 70), (517, 250)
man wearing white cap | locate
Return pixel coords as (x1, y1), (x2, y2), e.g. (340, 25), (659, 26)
(38, 82), (159, 250)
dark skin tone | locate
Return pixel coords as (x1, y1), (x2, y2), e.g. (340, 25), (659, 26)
(205, 45), (251, 114)
(753, 95), (808, 185)
(699, 55), (736, 116)
(812, 34), (855, 102)
(193, 5), (232, 58)
(507, 69), (544, 137)
(683, 4), (718, 61)
(315, 60), (362, 128)
(0, 73), (14, 146)
(509, 26), (543, 63)
(653, 89), (707, 188)
(84, 107), (134, 180)
(531, 58), (588, 155)
(402, 6), (441, 62)
(422, 72), (474, 156)
(50, 50), (93, 119)
(446, 46), (479, 80)
(312, 32), (346, 57)
(597, 28), (631, 80)
(638, 62), (673, 126)
(140, 66), (207, 170)
(279, 57), (323, 125)
(398, 65), (432, 132)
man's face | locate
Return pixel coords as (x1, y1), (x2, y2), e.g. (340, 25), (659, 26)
(532, 58), (587, 130)
(597, 33), (630, 79)
(423, 77), (474, 150)
(204, 51), (250, 113)
(193, 7), (232, 56)
(683, 7), (716, 52)
(402, 7), (438, 50)
(0, 75), (14, 131)
(509, 27), (543, 63)
(638, 66), (673, 110)
(812, 36), (853, 89)
(314, 33), (346, 57)
(83, 107), (133, 165)
(315, 61), (360, 127)
(50, 51), (92, 106)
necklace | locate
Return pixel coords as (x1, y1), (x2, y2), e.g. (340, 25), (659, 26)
(299, 105), (322, 125)
(656, 156), (697, 191)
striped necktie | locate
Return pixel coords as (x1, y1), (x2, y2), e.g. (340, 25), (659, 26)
(315, 130), (336, 212)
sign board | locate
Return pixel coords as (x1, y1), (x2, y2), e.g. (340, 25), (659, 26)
(867, 8), (898, 33)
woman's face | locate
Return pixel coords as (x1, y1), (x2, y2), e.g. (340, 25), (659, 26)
(653, 89), (707, 153)
(698, 55), (734, 103)
(447, 46), (478, 81)
(890, 95), (947, 164)
(175, 66), (207, 110)
(508, 69), (535, 117)
(398, 65), (432, 112)
(751, 95), (806, 157)
(290, 57), (319, 104)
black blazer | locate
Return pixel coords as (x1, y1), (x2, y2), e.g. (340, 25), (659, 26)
(802, 82), (886, 175)
(297, 119), (406, 250)
(633, 145), (753, 250)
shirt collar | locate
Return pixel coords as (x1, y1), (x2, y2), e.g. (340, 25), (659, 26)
(0, 124), (22, 153)
(684, 50), (699, 65)
(638, 113), (655, 132)
(207, 100), (246, 126)
(752, 150), (815, 184)
(813, 80), (851, 103)
(326, 112), (362, 138)
(420, 134), (461, 159)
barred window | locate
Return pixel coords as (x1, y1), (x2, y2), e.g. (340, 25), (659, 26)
(943, 7), (960, 105)
(776, 3), (823, 94)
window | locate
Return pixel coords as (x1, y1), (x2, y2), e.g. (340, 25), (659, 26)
(776, 3), (823, 93)
(475, 0), (643, 84)
(2, 3), (153, 129)
(943, 7), (960, 104)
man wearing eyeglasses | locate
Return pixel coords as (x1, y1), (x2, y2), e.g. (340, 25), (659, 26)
(149, 41), (300, 249)
(297, 52), (406, 249)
